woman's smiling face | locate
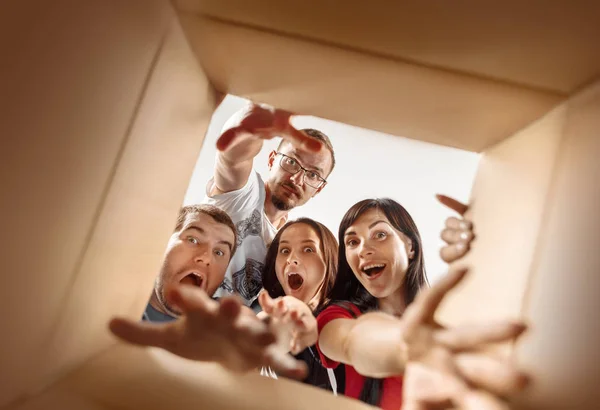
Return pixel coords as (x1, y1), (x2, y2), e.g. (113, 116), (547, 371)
(343, 208), (414, 299)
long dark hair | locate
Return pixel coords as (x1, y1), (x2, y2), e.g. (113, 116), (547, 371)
(262, 218), (338, 312)
(326, 198), (428, 406)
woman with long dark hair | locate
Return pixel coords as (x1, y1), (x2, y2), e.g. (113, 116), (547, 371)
(258, 217), (342, 390)
(315, 198), (529, 409)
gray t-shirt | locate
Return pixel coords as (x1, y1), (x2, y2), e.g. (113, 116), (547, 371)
(203, 170), (279, 306)
(142, 303), (176, 322)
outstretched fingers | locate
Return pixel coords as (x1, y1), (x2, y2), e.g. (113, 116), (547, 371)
(405, 268), (469, 329)
(436, 194), (469, 216)
(215, 104), (322, 153)
(258, 290), (276, 315)
(435, 321), (527, 351)
(440, 241), (471, 264)
(282, 124), (323, 152)
(264, 347), (308, 380)
(217, 295), (244, 323)
(460, 390), (512, 410)
(169, 285), (217, 319)
(454, 353), (530, 397)
(108, 317), (176, 350)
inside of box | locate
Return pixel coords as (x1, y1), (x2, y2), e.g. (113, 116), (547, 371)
(1, 1), (599, 409)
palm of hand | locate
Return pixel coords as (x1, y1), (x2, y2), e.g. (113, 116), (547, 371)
(401, 303), (460, 407)
(237, 104), (291, 138)
(109, 287), (308, 379)
(398, 269), (529, 410)
(402, 330), (464, 409)
(258, 292), (318, 355)
(165, 305), (271, 373)
(216, 103), (321, 152)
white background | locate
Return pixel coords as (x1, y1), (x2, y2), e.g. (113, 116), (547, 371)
(184, 95), (480, 283)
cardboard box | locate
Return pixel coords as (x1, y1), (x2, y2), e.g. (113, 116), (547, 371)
(1, 1), (598, 409)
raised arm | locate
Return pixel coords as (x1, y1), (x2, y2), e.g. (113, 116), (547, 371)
(318, 269), (527, 379)
(211, 103), (321, 195)
(109, 286), (307, 379)
(317, 270), (473, 378)
(318, 312), (407, 378)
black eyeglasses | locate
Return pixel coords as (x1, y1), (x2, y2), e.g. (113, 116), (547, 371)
(276, 152), (327, 189)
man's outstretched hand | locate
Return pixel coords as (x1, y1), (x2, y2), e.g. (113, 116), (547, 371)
(216, 103), (322, 153)
(109, 286), (307, 379)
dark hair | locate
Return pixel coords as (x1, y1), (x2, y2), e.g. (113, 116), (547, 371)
(277, 128), (336, 176)
(262, 218), (338, 312)
(326, 198), (428, 406)
(175, 204), (238, 256)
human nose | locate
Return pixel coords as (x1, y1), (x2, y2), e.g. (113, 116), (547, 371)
(358, 241), (375, 259)
(290, 170), (304, 186)
(286, 251), (300, 266)
(194, 245), (211, 266)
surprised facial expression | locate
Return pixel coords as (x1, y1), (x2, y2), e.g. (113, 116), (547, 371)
(275, 223), (327, 306)
(344, 208), (414, 299)
(155, 212), (235, 315)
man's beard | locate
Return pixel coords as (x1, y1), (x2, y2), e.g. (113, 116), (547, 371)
(271, 182), (302, 211)
(271, 192), (295, 211)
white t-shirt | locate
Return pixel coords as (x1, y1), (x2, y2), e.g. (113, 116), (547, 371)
(203, 170), (280, 305)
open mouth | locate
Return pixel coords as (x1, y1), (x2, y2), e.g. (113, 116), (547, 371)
(180, 272), (205, 289)
(287, 272), (304, 291)
(362, 263), (386, 278)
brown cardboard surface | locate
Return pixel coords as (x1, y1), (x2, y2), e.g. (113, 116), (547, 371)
(41, 344), (375, 410)
(1, 1), (600, 409)
(175, 0), (600, 94)
(437, 103), (567, 324)
(513, 81), (600, 410)
(177, 14), (563, 152)
(437, 79), (600, 409)
(0, 0), (216, 406)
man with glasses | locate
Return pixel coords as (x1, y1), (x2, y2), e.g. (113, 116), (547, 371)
(202, 103), (335, 309)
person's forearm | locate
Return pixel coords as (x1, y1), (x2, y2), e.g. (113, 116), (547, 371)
(212, 104), (265, 193)
(343, 312), (407, 378)
(213, 148), (255, 193)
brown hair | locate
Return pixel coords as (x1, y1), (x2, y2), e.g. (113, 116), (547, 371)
(330, 198), (428, 310)
(277, 128), (336, 175)
(326, 198), (428, 407)
(262, 218), (338, 312)
(175, 204), (238, 256)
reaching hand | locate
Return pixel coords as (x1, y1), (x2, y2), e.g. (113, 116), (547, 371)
(436, 194), (475, 263)
(258, 291), (318, 355)
(216, 103), (322, 153)
(109, 286), (307, 379)
(401, 268), (530, 410)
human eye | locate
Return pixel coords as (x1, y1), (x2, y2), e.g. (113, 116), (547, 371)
(346, 238), (358, 247)
(304, 247), (315, 253)
(214, 248), (225, 257)
(285, 157), (297, 166)
(279, 247), (290, 254)
(306, 171), (320, 181)
(186, 236), (199, 245)
(375, 231), (387, 239)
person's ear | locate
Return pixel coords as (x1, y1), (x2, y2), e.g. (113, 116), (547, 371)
(268, 150), (277, 170)
(407, 239), (415, 260)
